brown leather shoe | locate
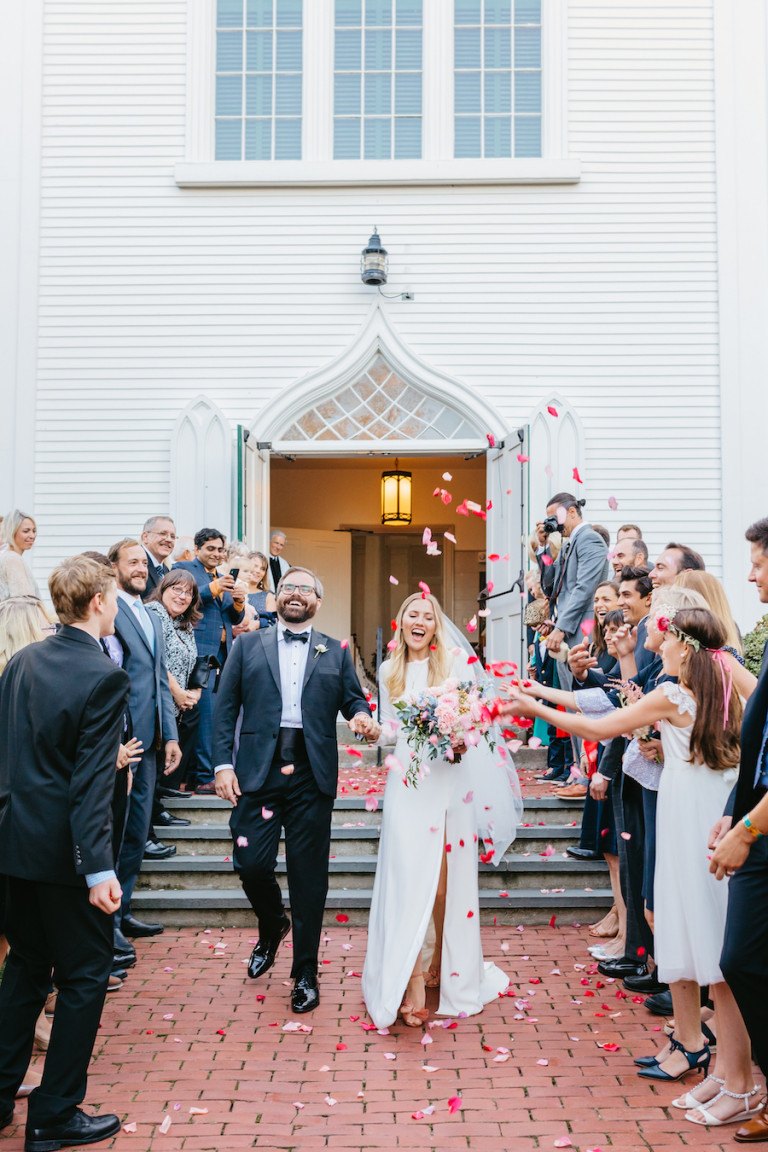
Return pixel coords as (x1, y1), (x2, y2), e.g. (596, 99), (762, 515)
(554, 783), (588, 799)
(736, 1102), (768, 1142)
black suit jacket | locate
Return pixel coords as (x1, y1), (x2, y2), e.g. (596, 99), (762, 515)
(213, 626), (371, 798)
(731, 643), (768, 822)
(0, 626), (130, 885)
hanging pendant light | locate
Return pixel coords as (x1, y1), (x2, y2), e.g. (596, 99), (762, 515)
(381, 458), (412, 525)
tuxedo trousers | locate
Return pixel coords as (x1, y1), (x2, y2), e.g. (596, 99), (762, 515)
(720, 833), (768, 1078)
(117, 748), (157, 917)
(618, 773), (655, 961)
(231, 729), (334, 977)
(0, 875), (113, 1126)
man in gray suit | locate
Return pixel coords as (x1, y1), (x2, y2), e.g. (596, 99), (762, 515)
(541, 492), (610, 686)
(109, 539), (180, 951)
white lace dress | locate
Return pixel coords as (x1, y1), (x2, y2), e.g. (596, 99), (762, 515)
(362, 657), (512, 1028)
(654, 681), (737, 985)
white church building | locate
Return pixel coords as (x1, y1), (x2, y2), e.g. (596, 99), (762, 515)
(2, 0), (768, 663)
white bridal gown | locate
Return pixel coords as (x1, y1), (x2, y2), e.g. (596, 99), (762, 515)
(362, 656), (522, 1028)
(654, 681), (737, 986)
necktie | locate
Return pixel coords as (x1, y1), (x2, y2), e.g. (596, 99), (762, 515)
(283, 631), (309, 644)
(270, 557), (282, 590)
(132, 600), (155, 653)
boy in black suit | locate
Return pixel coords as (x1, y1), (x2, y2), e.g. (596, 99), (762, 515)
(0, 555), (129, 1150)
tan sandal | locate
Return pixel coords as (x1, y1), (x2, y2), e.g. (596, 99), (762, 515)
(424, 965), (440, 989)
(399, 974), (429, 1027)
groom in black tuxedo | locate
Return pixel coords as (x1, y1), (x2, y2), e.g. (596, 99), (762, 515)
(213, 567), (379, 1013)
(713, 517), (768, 1142)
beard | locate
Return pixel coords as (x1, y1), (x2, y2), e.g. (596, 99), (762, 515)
(121, 575), (147, 597)
(278, 598), (317, 626)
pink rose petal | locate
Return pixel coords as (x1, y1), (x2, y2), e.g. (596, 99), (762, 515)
(261, 807), (273, 820)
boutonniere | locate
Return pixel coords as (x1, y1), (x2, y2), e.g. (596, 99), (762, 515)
(314, 643), (328, 660)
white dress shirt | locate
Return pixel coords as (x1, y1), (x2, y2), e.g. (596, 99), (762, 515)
(278, 626), (311, 728)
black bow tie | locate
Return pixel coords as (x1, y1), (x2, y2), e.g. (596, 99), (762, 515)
(283, 631), (309, 644)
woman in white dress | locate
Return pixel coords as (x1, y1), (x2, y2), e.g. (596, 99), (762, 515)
(0, 510), (39, 601)
(362, 593), (523, 1030)
(501, 607), (759, 1128)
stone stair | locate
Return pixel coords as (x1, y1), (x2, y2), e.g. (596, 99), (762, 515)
(134, 743), (612, 926)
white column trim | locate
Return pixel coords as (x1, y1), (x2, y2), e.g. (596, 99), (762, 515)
(185, 0), (216, 162)
(542, 0), (568, 159)
(714, 0), (768, 629)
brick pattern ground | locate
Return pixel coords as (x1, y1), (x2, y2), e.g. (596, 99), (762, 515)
(4, 925), (757, 1152)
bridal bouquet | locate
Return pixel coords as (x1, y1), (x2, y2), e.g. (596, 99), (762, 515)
(394, 678), (497, 788)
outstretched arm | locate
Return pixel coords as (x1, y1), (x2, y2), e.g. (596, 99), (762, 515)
(500, 683), (676, 743)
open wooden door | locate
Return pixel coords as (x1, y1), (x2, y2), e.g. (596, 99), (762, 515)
(484, 431), (527, 669)
(238, 429), (270, 551)
(283, 527), (352, 641)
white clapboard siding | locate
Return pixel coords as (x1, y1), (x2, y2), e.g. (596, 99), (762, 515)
(31, 0), (721, 579)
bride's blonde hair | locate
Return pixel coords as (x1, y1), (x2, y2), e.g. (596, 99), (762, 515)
(382, 592), (454, 700)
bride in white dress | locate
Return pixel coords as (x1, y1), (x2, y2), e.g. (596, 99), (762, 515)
(362, 593), (523, 1029)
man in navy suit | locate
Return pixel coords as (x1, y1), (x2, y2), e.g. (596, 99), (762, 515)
(712, 518), (768, 1142)
(213, 567), (379, 1014)
(109, 540), (180, 947)
(174, 528), (245, 793)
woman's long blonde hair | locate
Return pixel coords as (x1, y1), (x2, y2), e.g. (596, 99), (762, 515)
(674, 569), (742, 654)
(0, 596), (48, 676)
(382, 592), (455, 700)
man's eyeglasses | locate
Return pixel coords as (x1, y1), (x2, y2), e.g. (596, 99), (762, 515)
(281, 583), (316, 596)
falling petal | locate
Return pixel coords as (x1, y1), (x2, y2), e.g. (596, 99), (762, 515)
(389, 575), (399, 584)
(466, 615), (478, 633)
(365, 795), (379, 812)
(340, 638), (349, 649)
(620, 832), (632, 840)
(236, 835), (249, 847)
(422, 527), (432, 545)
(572, 466), (583, 484)
(336, 913), (349, 923)
(608, 496), (619, 511)
(486, 433), (496, 448)
(580, 620), (595, 637)
(462, 790), (474, 803)
(443, 471), (452, 481)
(261, 807), (273, 820)
(418, 580), (431, 597)
(444, 532), (457, 544)
(528, 736), (542, 750)
(516, 453), (530, 463)
(547, 405), (559, 418)
(280, 764), (295, 776)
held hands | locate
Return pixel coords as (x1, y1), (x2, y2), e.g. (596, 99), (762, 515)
(215, 768), (242, 807)
(708, 815), (733, 850)
(349, 713), (381, 743)
(116, 737), (143, 771)
(89, 877), (122, 915)
(164, 740), (182, 775)
(709, 820), (751, 880)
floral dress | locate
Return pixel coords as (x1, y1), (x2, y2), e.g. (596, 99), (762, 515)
(145, 601), (197, 715)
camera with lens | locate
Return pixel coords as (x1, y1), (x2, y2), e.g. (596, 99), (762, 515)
(541, 514), (560, 536)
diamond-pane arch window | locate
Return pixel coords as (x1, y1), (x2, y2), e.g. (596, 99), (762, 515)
(282, 355), (483, 441)
(527, 397), (584, 529)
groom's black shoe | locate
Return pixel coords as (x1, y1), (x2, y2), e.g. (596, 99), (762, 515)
(25, 1108), (120, 1152)
(291, 971), (319, 1014)
(247, 916), (291, 980)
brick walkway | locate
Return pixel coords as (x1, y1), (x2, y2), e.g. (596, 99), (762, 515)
(5, 926), (756, 1152)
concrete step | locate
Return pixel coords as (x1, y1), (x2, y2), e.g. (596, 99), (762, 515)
(161, 794), (585, 828)
(150, 823), (582, 857)
(132, 886), (613, 927)
(136, 853), (607, 891)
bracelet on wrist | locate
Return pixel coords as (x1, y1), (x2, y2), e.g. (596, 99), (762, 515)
(743, 815), (765, 839)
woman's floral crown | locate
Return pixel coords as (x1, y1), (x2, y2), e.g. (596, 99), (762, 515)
(653, 607), (701, 653)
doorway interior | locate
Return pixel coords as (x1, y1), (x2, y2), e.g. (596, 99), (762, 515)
(270, 453), (487, 673)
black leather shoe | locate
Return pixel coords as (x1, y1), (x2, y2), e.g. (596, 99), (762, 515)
(247, 917), (291, 980)
(291, 972), (319, 1014)
(597, 956), (648, 979)
(25, 1108), (120, 1152)
(623, 971), (668, 994)
(534, 770), (569, 783)
(645, 989), (674, 1016)
(121, 914), (164, 938)
(566, 846), (600, 861)
(113, 926), (136, 968)
(157, 786), (187, 799)
(154, 810), (191, 828)
(1, 1108), (13, 1131)
(143, 840), (176, 860)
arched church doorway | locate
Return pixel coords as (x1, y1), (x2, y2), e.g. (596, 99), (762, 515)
(239, 312), (528, 671)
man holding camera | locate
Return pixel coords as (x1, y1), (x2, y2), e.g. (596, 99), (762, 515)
(174, 529), (245, 794)
(537, 492), (610, 691)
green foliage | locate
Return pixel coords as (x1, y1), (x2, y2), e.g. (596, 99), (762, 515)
(743, 614), (768, 677)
